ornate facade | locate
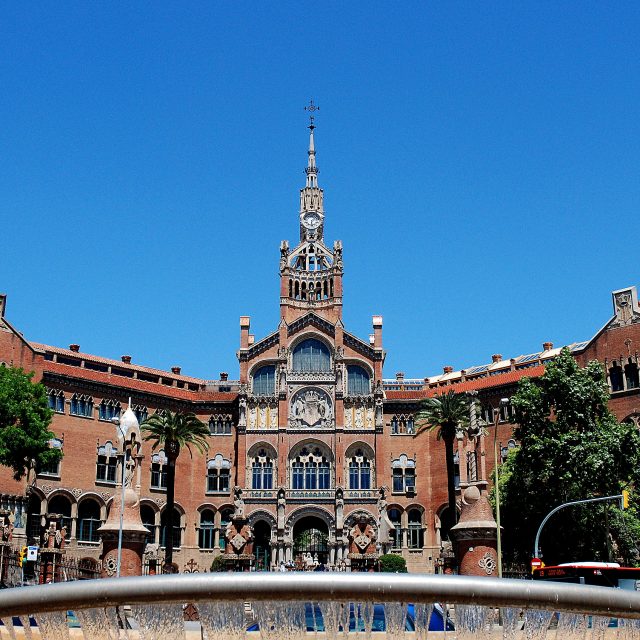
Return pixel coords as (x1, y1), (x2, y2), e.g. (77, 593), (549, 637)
(1, 120), (640, 574)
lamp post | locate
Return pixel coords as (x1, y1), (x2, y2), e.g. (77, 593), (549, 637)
(111, 415), (127, 578)
(493, 398), (510, 579)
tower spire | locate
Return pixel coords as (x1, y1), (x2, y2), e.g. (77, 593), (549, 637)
(304, 100), (319, 188)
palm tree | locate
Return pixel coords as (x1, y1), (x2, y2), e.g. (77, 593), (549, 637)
(416, 390), (469, 534)
(141, 411), (209, 571)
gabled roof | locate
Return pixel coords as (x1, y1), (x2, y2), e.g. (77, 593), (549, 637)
(287, 312), (336, 339)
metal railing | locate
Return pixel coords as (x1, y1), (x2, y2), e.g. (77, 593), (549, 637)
(1, 573), (640, 619)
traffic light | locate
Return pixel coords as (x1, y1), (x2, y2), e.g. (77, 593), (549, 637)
(622, 489), (630, 509)
(18, 546), (27, 567)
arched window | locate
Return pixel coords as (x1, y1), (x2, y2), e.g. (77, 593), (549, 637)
(133, 405), (148, 424)
(78, 500), (101, 543)
(27, 494), (42, 545)
(219, 508), (232, 550)
(253, 365), (276, 395)
(199, 509), (215, 549)
(70, 394), (93, 418)
(37, 438), (63, 477)
(96, 441), (118, 484)
(292, 339), (330, 372)
(347, 449), (371, 490)
(47, 495), (72, 540)
(392, 455), (415, 494)
(291, 447), (331, 490)
(390, 414), (415, 435)
(98, 400), (121, 422)
(150, 451), (168, 490)
(207, 455), (231, 493)
(388, 508), (402, 549)
(347, 365), (370, 395)
(625, 359), (639, 390)
(140, 504), (156, 546)
(408, 509), (423, 549)
(251, 449), (274, 490)
(610, 362), (624, 392)
(160, 508), (181, 549)
(47, 389), (65, 413)
(209, 415), (233, 435)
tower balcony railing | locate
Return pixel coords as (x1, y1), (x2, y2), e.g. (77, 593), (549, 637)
(1, 573), (640, 639)
(287, 371), (335, 384)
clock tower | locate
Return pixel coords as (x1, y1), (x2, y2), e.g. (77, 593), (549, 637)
(279, 109), (344, 324)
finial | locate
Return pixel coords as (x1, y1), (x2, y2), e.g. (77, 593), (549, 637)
(304, 99), (319, 130)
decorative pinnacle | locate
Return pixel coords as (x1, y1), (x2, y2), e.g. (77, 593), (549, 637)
(304, 99), (319, 130)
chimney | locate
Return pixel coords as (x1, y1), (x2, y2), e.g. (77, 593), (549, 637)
(69, 344), (80, 352)
(239, 316), (251, 349)
(492, 354), (502, 363)
(220, 372), (229, 382)
(171, 366), (181, 375)
(372, 316), (383, 349)
(395, 372), (405, 382)
(121, 355), (132, 364)
(543, 342), (554, 351)
(443, 366), (453, 374)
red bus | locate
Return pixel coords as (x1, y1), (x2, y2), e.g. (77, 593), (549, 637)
(533, 562), (640, 591)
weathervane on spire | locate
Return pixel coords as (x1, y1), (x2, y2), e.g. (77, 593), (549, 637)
(304, 99), (319, 129)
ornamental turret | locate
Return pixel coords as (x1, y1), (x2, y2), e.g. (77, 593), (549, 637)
(279, 103), (343, 324)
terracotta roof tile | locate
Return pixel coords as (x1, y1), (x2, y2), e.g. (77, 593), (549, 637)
(385, 365), (545, 401)
(43, 361), (237, 403)
(31, 342), (205, 384)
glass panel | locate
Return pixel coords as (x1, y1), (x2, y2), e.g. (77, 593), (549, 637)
(252, 465), (262, 489)
(292, 339), (330, 372)
(253, 366), (276, 395)
(263, 464), (273, 489)
(392, 469), (404, 492)
(347, 365), (370, 395)
(361, 464), (371, 490)
(318, 462), (330, 489)
(292, 463), (304, 489)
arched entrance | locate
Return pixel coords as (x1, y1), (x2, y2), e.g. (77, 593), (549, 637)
(293, 516), (329, 568)
(253, 520), (271, 571)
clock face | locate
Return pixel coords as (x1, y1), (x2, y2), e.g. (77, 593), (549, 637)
(303, 212), (321, 229)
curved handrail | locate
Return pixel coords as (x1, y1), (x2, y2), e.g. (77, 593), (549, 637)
(1, 573), (640, 619)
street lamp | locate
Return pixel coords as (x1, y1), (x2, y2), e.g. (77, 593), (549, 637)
(111, 415), (127, 578)
(493, 397), (510, 579)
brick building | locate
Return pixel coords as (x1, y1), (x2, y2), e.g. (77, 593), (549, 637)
(1, 122), (639, 574)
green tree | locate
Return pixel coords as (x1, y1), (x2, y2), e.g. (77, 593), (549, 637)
(500, 348), (640, 565)
(378, 553), (407, 573)
(416, 390), (469, 532)
(0, 365), (61, 481)
(141, 411), (209, 571)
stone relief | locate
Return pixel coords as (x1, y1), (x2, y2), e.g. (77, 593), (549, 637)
(289, 388), (333, 428)
(247, 399), (278, 429)
(343, 402), (375, 430)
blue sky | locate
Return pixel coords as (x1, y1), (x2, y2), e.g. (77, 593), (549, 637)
(1, 3), (639, 380)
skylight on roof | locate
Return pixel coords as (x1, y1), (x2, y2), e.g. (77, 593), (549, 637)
(467, 365), (489, 374)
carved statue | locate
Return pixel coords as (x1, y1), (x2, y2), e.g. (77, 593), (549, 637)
(0, 511), (14, 543)
(280, 240), (289, 271)
(336, 365), (343, 393)
(375, 396), (383, 427)
(238, 396), (247, 427)
(616, 292), (633, 325)
(279, 365), (286, 391)
(233, 486), (245, 518)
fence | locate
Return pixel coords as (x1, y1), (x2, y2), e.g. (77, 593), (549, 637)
(0, 545), (100, 587)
